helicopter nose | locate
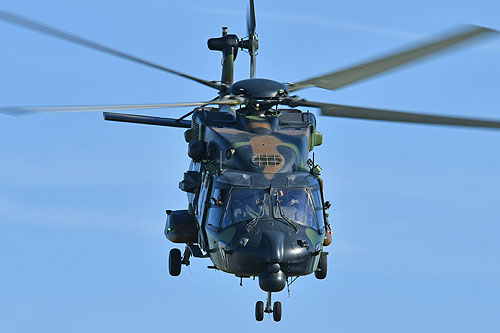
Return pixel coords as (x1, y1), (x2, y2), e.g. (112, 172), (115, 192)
(262, 229), (285, 263)
(257, 230), (287, 292)
(226, 220), (316, 287)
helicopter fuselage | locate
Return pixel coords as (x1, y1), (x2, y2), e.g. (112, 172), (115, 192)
(165, 106), (328, 292)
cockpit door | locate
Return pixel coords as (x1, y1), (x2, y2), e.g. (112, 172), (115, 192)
(194, 171), (212, 248)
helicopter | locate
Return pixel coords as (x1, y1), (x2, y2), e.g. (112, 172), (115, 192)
(1, 0), (500, 323)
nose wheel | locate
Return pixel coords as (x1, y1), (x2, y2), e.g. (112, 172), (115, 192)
(255, 292), (282, 322)
(272, 301), (282, 322)
(255, 301), (264, 321)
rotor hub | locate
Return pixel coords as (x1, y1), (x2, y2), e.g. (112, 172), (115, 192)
(230, 78), (288, 100)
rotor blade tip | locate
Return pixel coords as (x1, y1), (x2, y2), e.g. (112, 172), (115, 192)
(0, 107), (32, 116)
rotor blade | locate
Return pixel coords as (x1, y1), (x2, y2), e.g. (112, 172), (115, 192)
(247, 0), (256, 36)
(0, 10), (222, 90)
(288, 99), (500, 129)
(103, 112), (191, 128)
(0, 100), (243, 116)
(288, 25), (497, 92)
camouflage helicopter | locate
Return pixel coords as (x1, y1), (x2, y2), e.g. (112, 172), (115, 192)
(1, 0), (500, 323)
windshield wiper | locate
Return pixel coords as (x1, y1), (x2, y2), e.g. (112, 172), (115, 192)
(276, 200), (299, 232)
(246, 201), (265, 231)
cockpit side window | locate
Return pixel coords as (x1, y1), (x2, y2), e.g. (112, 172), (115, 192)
(211, 188), (228, 207)
(207, 206), (223, 229)
(311, 188), (325, 231)
(206, 187), (228, 230)
(195, 172), (209, 219)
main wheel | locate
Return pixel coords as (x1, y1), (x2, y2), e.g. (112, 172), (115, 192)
(273, 301), (282, 322)
(315, 252), (327, 279)
(169, 248), (182, 276)
(255, 301), (264, 321)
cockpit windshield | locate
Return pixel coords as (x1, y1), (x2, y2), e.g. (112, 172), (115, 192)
(221, 187), (321, 230)
(272, 189), (317, 229)
(221, 189), (270, 228)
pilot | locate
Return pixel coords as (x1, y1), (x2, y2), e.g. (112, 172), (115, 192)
(291, 194), (315, 228)
(232, 196), (246, 221)
(233, 192), (262, 222)
(276, 190), (297, 220)
(246, 191), (262, 218)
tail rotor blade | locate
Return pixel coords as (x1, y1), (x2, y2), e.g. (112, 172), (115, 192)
(250, 48), (256, 78)
(247, 0), (256, 36)
(247, 0), (258, 78)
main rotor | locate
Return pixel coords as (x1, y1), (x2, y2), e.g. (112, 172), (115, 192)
(1, 2), (500, 131)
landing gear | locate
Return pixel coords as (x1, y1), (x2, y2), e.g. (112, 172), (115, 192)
(255, 292), (282, 322)
(168, 248), (182, 276)
(255, 301), (264, 321)
(273, 301), (282, 322)
(168, 245), (207, 277)
(315, 252), (328, 280)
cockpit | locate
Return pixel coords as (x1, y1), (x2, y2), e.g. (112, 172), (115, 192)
(208, 186), (325, 232)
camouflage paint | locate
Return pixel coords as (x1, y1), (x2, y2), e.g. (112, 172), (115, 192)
(218, 225), (236, 244)
(305, 228), (324, 246)
(198, 108), (315, 177)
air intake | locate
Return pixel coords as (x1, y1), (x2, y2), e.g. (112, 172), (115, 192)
(251, 154), (283, 166)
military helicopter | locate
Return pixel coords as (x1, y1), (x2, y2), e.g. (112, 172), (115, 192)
(1, 1), (499, 323)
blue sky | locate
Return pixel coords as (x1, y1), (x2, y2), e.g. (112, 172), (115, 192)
(1, 0), (499, 332)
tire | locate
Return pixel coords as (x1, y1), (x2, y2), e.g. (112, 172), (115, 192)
(255, 301), (264, 321)
(273, 301), (282, 322)
(315, 252), (327, 280)
(169, 248), (182, 276)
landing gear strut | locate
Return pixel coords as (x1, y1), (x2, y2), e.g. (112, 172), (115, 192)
(255, 292), (282, 322)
